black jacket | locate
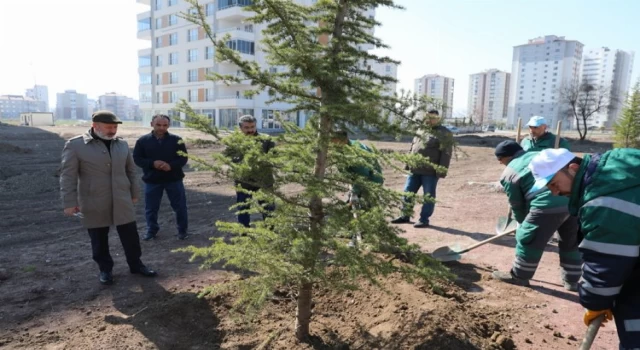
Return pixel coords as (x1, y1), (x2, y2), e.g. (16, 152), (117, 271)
(407, 125), (453, 177)
(133, 132), (188, 184)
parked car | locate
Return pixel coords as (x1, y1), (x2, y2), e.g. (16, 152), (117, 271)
(445, 125), (460, 135)
(484, 125), (496, 132)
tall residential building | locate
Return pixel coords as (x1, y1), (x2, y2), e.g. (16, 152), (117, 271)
(98, 92), (141, 120)
(25, 85), (49, 112)
(56, 90), (89, 120)
(0, 95), (46, 119)
(414, 74), (455, 118)
(467, 69), (510, 124)
(507, 35), (584, 128)
(580, 47), (635, 128)
(136, 0), (395, 129)
(87, 99), (98, 116)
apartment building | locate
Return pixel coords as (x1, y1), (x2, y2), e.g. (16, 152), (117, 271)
(98, 92), (141, 120)
(0, 95), (46, 119)
(136, 0), (396, 129)
(580, 47), (635, 128)
(25, 85), (49, 112)
(507, 35), (584, 128)
(467, 69), (510, 125)
(413, 74), (455, 118)
(56, 90), (89, 120)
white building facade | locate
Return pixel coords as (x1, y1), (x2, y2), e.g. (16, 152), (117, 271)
(136, 0), (395, 129)
(507, 35), (584, 128)
(56, 90), (89, 120)
(467, 69), (510, 125)
(25, 85), (49, 112)
(580, 47), (635, 128)
(413, 74), (454, 118)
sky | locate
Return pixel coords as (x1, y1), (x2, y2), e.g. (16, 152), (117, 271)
(1, 0), (639, 114)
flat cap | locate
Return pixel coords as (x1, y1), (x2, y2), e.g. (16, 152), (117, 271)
(495, 140), (523, 158)
(92, 110), (122, 124)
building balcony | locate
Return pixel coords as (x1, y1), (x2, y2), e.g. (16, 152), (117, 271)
(216, 26), (255, 41)
(137, 28), (152, 40)
(136, 0), (150, 5)
(215, 95), (254, 108)
(216, 2), (253, 21)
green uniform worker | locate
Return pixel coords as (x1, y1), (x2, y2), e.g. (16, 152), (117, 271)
(492, 140), (581, 291)
(528, 148), (640, 349)
(520, 116), (570, 151)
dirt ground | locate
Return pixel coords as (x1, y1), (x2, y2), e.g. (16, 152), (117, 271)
(0, 123), (619, 349)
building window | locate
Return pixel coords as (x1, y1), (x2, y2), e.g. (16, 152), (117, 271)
(206, 88), (214, 101)
(225, 39), (255, 55)
(219, 108), (254, 129)
(169, 52), (179, 65)
(188, 90), (198, 102)
(206, 3), (214, 16)
(170, 72), (179, 84)
(155, 37), (162, 48)
(188, 69), (198, 82)
(188, 29), (198, 42)
(138, 18), (151, 32)
(188, 49), (198, 62)
(154, 0), (162, 10)
(139, 73), (152, 85)
(169, 33), (178, 45)
(156, 18), (162, 29)
(139, 55), (151, 67)
(218, 0), (253, 10)
(169, 92), (178, 103)
(156, 92), (161, 103)
(168, 0), (177, 6)
(156, 74), (161, 84)
(205, 46), (214, 60)
(156, 55), (163, 67)
(169, 14), (178, 26)
(385, 65), (391, 73)
(139, 91), (152, 102)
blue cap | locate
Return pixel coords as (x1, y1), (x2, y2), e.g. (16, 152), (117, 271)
(527, 116), (547, 128)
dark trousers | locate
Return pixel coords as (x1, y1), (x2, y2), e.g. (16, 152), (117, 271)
(236, 190), (275, 227)
(87, 221), (143, 272)
(144, 180), (188, 235)
(613, 280), (640, 349)
(401, 174), (439, 223)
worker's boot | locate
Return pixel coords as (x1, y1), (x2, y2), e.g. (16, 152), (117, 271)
(491, 270), (530, 287)
(563, 280), (578, 292)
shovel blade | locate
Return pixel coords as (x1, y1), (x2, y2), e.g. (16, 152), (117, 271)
(431, 246), (462, 262)
(496, 215), (518, 235)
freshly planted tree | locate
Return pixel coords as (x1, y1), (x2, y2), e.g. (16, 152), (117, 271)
(177, 0), (454, 341)
(614, 82), (640, 148)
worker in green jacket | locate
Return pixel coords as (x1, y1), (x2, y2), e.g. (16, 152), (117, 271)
(528, 147), (640, 349)
(520, 116), (570, 151)
(331, 130), (384, 208)
(492, 141), (581, 291)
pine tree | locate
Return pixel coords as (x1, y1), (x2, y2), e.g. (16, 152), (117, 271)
(614, 82), (640, 148)
(176, 0), (455, 341)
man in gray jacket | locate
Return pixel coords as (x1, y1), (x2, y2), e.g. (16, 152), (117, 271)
(391, 110), (453, 228)
(60, 110), (157, 285)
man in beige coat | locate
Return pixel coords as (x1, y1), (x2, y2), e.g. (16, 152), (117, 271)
(60, 110), (157, 285)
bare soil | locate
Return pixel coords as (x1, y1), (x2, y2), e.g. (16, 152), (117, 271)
(0, 124), (618, 349)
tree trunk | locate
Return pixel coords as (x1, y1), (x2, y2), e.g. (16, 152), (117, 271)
(581, 114), (588, 141)
(295, 282), (313, 340)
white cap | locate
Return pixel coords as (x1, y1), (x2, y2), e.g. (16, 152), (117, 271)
(527, 148), (576, 193)
(527, 116), (547, 127)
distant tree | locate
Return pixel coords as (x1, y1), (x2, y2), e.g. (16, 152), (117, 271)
(559, 81), (615, 141)
(176, 0), (454, 342)
(613, 82), (640, 148)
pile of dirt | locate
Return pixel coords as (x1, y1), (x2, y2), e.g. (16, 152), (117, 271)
(0, 142), (32, 155)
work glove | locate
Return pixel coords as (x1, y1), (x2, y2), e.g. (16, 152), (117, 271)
(583, 309), (613, 327)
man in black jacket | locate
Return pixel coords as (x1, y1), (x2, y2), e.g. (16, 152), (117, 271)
(133, 114), (189, 240)
(391, 110), (453, 228)
(223, 115), (275, 227)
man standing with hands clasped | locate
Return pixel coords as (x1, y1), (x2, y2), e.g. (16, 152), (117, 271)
(528, 147), (640, 349)
(133, 114), (189, 240)
(60, 110), (157, 285)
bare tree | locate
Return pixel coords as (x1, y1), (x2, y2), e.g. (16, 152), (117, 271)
(559, 81), (615, 140)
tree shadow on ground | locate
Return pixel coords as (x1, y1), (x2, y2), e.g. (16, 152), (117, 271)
(105, 277), (224, 350)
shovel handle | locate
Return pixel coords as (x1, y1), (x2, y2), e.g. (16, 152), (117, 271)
(579, 314), (605, 350)
(457, 227), (517, 255)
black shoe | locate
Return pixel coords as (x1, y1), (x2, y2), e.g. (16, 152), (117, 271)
(99, 271), (114, 285)
(130, 265), (157, 277)
(391, 216), (410, 224)
(413, 221), (430, 228)
(142, 233), (157, 241)
(177, 232), (188, 240)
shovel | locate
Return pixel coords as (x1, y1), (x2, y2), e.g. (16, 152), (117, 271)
(579, 314), (605, 350)
(495, 211), (518, 234)
(431, 226), (517, 262)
